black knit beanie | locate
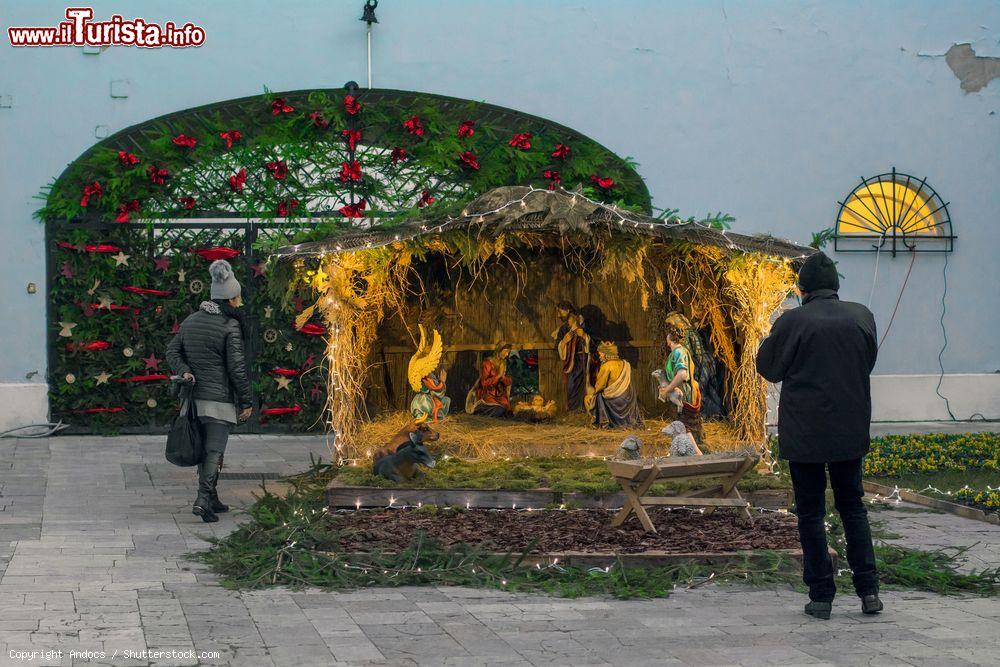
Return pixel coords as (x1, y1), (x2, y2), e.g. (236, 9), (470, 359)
(798, 251), (839, 292)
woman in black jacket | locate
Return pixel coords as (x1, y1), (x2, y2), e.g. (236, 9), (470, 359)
(166, 260), (253, 522)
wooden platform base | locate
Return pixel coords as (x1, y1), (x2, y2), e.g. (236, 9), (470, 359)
(327, 481), (791, 511)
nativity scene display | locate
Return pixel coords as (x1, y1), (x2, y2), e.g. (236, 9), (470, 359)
(274, 186), (803, 469)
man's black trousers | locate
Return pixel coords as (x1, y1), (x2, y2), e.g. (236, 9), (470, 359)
(788, 457), (878, 602)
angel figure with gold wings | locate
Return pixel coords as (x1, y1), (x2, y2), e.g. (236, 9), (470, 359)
(408, 325), (450, 423)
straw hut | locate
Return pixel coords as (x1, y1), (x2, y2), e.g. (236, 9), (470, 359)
(274, 185), (812, 461)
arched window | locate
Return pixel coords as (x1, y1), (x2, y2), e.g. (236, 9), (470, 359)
(834, 168), (954, 255)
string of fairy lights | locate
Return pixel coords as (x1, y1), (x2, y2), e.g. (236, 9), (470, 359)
(867, 483), (1000, 505)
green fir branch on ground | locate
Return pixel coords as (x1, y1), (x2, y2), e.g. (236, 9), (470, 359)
(194, 459), (1000, 599)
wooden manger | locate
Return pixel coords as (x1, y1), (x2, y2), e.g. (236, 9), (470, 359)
(607, 454), (759, 532)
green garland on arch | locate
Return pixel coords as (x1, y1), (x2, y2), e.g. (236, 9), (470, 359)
(38, 87), (652, 433)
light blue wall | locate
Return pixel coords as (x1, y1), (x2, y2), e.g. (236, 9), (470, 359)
(2, 0), (998, 387)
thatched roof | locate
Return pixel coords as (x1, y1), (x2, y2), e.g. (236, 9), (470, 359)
(274, 186), (813, 260)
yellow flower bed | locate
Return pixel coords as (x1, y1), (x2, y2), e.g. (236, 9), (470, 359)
(955, 488), (1000, 511)
(863, 433), (999, 478)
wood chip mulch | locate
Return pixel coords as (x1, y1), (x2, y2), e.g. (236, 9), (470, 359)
(332, 508), (800, 554)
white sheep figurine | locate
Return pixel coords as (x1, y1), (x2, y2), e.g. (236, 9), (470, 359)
(615, 435), (643, 461)
(662, 421), (703, 457)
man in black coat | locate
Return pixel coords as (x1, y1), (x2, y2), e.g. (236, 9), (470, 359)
(756, 251), (882, 620)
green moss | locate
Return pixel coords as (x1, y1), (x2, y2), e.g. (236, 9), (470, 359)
(335, 456), (791, 495)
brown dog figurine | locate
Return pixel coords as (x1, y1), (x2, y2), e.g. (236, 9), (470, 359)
(372, 420), (440, 462)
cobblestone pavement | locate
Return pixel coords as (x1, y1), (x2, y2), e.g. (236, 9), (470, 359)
(0, 434), (998, 666)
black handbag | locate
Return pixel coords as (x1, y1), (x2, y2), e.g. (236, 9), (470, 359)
(165, 380), (205, 467)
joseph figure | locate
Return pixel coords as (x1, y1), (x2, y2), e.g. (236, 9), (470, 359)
(552, 302), (591, 411)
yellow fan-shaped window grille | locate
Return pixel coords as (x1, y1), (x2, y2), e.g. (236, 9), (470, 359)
(834, 169), (954, 255)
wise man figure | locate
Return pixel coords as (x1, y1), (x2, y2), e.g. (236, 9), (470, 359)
(552, 302), (591, 411)
(586, 342), (643, 429)
(465, 343), (513, 418)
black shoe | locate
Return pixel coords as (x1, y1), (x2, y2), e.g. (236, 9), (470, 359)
(804, 601), (832, 620)
(209, 492), (229, 513)
(861, 594), (883, 615)
(192, 504), (219, 523)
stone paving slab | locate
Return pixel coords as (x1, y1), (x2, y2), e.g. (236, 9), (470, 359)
(0, 435), (998, 666)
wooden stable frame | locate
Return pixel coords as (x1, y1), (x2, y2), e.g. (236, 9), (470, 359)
(608, 455), (758, 532)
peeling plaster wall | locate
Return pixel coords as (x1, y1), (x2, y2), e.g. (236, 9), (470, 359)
(1, 0), (998, 424)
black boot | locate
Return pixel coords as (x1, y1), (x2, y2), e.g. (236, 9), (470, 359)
(192, 495), (219, 523)
(209, 486), (229, 513)
(804, 601), (832, 620)
(861, 594), (883, 615)
(194, 456), (221, 522)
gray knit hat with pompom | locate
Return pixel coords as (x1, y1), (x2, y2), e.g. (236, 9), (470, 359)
(208, 260), (241, 300)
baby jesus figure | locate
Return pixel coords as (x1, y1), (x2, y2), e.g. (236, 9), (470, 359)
(512, 394), (557, 421)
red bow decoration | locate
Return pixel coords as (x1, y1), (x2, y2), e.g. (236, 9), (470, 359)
(590, 174), (615, 190)
(172, 134), (198, 148)
(260, 405), (302, 416)
(338, 160), (363, 183)
(80, 181), (103, 207)
(87, 302), (131, 312)
(458, 151), (480, 171)
(266, 160), (288, 180)
(114, 374), (169, 383)
(458, 120), (476, 138)
(508, 133), (532, 150)
(343, 95), (361, 115)
(276, 198), (300, 217)
(66, 340), (111, 352)
(418, 190), (436, 208)
(228, 168), (247, 192)
(123, 286), (177, 297)
(57, 242), (121, 254)
(219, 130), (242, 149)
(339, 200), (366, 219)
(147, 164), (170, 185)
(179, 196), (197, 210)
(269, 367), (302, 377)
(118, 151), (140, 166)
(309, 111), (330, 129)
(391, 147), (408, 164)
(71, 406), (125, 414)
(342, 129), (361, 152)
(271, 97), (295, 115)
(297, 322), (328, 336)
(403, 115), (424, 136)
(193, 247), (240, 261)
(115, 199), (141, 223)
(543, 169), (562, 190)
(552, 143), (572, 160)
